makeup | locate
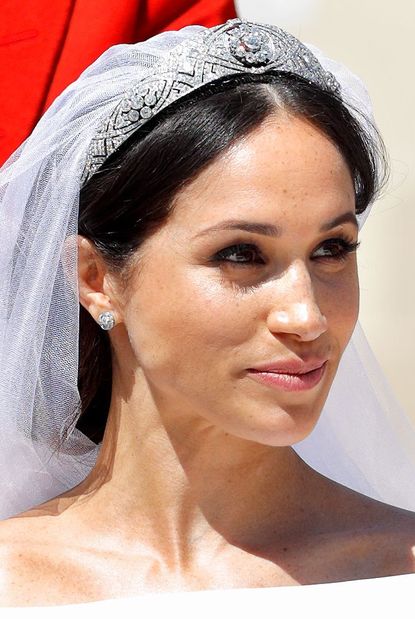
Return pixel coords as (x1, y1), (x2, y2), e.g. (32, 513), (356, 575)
(247, 361), (327, 392)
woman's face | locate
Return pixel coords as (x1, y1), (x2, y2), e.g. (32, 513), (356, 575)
(117, 113), (359, 446)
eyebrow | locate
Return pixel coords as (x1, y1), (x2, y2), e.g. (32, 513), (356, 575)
(193, 212), (359, 239)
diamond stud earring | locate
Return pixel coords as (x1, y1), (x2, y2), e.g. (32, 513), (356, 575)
(98, 311), (116, 331)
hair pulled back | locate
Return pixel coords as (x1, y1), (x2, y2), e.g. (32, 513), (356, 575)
(77, 72), (387, 444)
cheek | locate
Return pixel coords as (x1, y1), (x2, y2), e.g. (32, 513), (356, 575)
(123, 264), (257, 380)
(319, 265), (359, 347)
(123, 256), (359, 397)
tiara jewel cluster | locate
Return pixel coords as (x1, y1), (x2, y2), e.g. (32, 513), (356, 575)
(120, 86), (159, 123)
(228, 23), (273, 66)
(82, 19), (341, 185)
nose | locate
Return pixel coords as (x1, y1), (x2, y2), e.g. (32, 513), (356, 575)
(266, 262), (328, 342)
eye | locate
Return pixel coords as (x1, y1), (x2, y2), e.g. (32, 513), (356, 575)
(313, 237), (360, 262)
(212, 243), (264, 267)
(210, 237), (360, 269)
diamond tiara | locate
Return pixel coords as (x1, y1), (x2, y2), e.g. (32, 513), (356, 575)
(81, 19), (340, 185)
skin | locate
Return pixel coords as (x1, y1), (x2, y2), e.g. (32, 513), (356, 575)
(1, 113), (415, 606)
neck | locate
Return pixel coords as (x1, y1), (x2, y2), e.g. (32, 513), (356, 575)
(64, 360), (335, 563)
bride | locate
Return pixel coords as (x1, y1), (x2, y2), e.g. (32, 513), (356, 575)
(1, 18), (415, 608)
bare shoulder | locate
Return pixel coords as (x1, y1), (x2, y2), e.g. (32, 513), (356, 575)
(0, 517), (43, 606)
(299, 482), (415, 583)
(0, 516), (66, 606)
(347, 499), (415, 576)
(0, 515), (104, 607)
(371, 500), (415, 539)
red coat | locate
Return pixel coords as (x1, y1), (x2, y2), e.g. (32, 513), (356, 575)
(0, 0), (237, 164)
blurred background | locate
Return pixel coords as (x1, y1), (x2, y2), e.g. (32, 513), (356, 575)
(237, 0), (415, 418)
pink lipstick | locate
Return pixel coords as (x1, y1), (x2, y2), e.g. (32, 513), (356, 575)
(247, 361), (327, 392)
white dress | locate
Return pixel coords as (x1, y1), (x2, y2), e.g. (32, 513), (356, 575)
(3, 574), (414, 618)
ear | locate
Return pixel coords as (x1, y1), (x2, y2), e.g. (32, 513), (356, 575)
(77, 235), (122, 325)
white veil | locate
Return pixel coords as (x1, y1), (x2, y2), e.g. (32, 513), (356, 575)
(0, 21), (414, 521)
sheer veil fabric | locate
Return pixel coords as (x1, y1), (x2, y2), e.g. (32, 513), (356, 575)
(0, 21), (414, 523)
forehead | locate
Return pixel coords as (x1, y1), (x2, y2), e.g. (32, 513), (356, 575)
(167, 114), (356, 235)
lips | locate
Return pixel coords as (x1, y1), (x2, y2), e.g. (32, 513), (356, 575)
(247, 361), (328, 392)
(248, 357), (328, 375)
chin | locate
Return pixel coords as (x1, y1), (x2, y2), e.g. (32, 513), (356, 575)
(232, 407), (322, 448)
(264, 423), (319, 448)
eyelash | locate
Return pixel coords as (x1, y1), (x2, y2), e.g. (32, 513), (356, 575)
(212, 237), (360, 267)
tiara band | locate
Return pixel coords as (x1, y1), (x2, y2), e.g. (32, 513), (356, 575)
(81, 19), (340, 185)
